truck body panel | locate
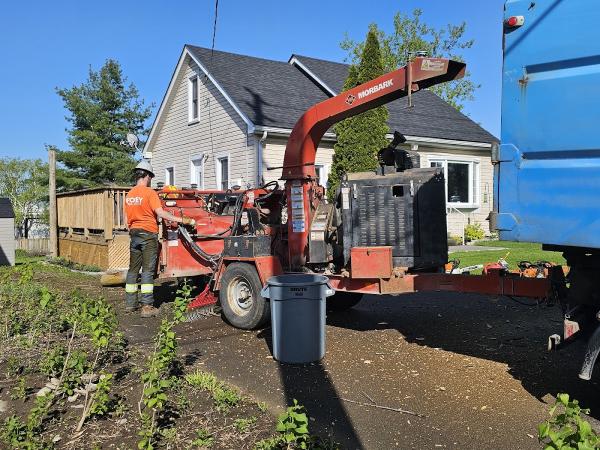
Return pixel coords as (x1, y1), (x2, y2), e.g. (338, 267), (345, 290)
(498, 0), (600, 247)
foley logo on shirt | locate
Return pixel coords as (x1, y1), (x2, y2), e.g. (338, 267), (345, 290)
(126, 196), (144, 206)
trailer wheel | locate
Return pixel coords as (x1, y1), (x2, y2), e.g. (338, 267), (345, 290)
(219, 262), (270, 330)
(327, 292), (363, 311)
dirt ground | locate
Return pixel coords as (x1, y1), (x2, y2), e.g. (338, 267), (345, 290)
(168, 292), (600, 449)
(3, 266), (600, 449)
(0, 267), (277, 449)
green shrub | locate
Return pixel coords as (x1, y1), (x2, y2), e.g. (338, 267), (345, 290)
(191, 428), (214, 448)
(234, 417), (257, 433)
(39, 346), (67, 378)
(185, 370), (220, 391)
(447, 233), (463, 246)
(2, 392), (55, 449)
(464, 223), (485, 242)
(1, 415), (27, 447)
(538, 393), (599, 449)
(11, 377), (27, 400)
(212, 385), (240, 413)
(254, 400), (339, 450)
(89, 373), (113, 418)
(185, 369), (240, 413)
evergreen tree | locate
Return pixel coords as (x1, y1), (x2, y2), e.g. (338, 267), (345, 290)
(328, 27), (389, 200)
(341, 9), (478, 112)
(55, 59), (152, 189)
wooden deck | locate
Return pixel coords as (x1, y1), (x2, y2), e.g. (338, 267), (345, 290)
(57, 187), (131, 270)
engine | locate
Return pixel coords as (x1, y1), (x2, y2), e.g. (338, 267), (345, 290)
(308, 133), (448, 273)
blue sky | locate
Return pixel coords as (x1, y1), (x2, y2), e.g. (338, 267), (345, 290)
(0, 0), (505, 160)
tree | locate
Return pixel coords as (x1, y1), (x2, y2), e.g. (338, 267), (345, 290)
(328, 27), (389, 200)
(55, 59), (152, 189)
(341, 9), (479, 112)
(0, 158), (49, 237)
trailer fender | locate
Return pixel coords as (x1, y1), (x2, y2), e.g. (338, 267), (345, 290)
(214, 256), (283, 290)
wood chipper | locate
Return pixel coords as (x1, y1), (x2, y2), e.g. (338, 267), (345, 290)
(151, 56), (563, 331)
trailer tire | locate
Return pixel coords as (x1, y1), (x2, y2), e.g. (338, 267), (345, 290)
(219, 262), (269, 330)
(327, 292), (363, 311)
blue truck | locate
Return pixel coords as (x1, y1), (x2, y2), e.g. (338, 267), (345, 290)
(496, 0), (600, 379)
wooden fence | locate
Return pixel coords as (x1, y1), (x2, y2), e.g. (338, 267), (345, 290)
(16, 238), (50, 254)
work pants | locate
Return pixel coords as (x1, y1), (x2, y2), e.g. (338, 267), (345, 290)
(125, 229), (158, 307)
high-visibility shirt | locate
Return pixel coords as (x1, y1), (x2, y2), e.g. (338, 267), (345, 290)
(125, 186), (162, 233)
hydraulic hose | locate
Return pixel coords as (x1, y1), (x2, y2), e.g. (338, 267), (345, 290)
(178, 225), (222, 266)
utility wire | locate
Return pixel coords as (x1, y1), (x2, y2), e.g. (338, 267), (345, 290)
(210, 0), (219, 63)
(205, 0), (219, 174)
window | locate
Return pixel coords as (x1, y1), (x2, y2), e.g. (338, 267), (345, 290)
(188, 76), (199, 122)
(165, 167), (174, 186)
(314, 164), (330, 196)
(190, 157), (204, 189)
(429, 159), (479, 207)
(216, 156), (229, 190)
(314, 164), (329, 188)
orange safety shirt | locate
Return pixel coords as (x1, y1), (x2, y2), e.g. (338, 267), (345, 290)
(125, 186), (162, 233)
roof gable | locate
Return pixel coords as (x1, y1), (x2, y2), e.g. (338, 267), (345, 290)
(0, 198), (15, 219)
(187, 46), (330, 130)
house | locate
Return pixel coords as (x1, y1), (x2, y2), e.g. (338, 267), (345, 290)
(144, 45), (497, 238)
(0, 198), (16, 266)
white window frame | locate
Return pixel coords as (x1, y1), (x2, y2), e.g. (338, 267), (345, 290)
(165, 166), (175, 186)
(190, 154), (205, 189)
(188, 75), (200, 124)
(215, 152), (230, 191)
(428, 157), (480, 208)
(314, 164), (329, 189)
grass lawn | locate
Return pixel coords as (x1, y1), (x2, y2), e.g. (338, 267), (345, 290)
(15, 249), (46, 264)
(449, 240), (566, 273)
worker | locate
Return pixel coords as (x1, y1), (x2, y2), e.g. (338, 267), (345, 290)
(124, 160), (195, 317)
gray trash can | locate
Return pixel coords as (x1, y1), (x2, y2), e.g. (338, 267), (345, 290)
(261, 274), (334, 364)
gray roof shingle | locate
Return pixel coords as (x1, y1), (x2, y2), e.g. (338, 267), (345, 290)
(188, 46), (329, 130)
(187, 46), (496, 144)
(0, 198), (15, 219)
(292, 55), (497, 143)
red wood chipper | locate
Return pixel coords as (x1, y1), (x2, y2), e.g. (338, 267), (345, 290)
(152, 57), (564, 329)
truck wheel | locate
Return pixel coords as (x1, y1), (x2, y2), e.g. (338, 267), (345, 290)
(327, 292), (363, 311)
(219, 262), (270, 330)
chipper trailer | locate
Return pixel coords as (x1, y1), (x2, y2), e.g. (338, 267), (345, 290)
(149, 55), (571, 370)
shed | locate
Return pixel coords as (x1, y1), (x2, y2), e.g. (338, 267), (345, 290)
(57, 187), (131, 270)
(0, 198), (16, 266)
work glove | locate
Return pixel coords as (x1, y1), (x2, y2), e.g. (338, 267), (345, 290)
(182, 216), (196, 227)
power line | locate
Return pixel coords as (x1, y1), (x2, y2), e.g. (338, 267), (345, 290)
(210, 0), (219, 63)
(206, 0), (219, 171)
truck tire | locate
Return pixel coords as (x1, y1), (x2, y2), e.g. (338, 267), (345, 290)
(327, 292), (363, 311)
(219, 262), (270, 330)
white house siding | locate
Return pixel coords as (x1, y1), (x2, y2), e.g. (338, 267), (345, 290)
(261, 136), (335, 187)
(150, 57), (255, 190)
(0, 217), (15, 266)
(415, 146), (493, 238)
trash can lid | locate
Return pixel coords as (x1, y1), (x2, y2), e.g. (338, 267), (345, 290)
(266, 274), (329, 287)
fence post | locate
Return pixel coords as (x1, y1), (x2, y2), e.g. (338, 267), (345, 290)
(48, 148), (58, 258)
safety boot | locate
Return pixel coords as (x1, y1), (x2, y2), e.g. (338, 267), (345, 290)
(140, 305), (160, 318)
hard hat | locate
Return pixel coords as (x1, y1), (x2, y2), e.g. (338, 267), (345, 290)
(134, 159), (155, 178)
